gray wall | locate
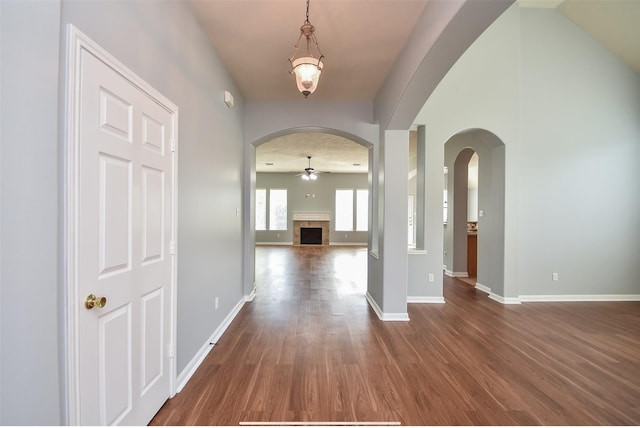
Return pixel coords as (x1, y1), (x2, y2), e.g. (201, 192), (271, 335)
(1, 1), (62, 424)
(256, 172), (368, 245)
(60, 0), (246, 387)
(518, 7), (640, 295)
(417, 4), (640, 298)
(1, 0), (245, 424)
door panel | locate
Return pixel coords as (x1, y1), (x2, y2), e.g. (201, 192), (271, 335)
(74, 41), (176, 425)
(98, 304), (132, 425)
(98, 154), (132, 277)
(141, 288), (164, 395)
(141, 166), (164, 265)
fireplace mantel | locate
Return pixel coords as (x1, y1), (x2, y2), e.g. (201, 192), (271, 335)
(293, 211), (331, 222)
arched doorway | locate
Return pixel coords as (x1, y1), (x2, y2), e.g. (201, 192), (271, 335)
(244, 127), (374, 298)
(448, 148), (478, 282)
(444, 129), (506, 299)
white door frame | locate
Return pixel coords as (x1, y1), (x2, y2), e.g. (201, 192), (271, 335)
(63, 25), (178, 425)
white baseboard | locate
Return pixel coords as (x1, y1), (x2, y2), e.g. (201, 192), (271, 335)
(473, 282), (640, 304)
(475, 282), (491, 294)
(407, 296), (446, 304)
(489, 293), (522, 305)
(329, 242), (367, 246)
(245, 283), (257, 302)
(445, 269), (468, 278)
(519, 294), (640, 302)
(176, 296), (246, 393)
(365, 292), (410, 321)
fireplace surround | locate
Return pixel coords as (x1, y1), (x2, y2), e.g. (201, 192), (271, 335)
(293, 211), (330, 246)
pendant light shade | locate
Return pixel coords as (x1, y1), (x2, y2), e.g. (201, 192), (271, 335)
(292, 57), (324, 97)
(289, 1), (324, 98)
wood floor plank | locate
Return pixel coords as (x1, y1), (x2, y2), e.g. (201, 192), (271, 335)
(150, 246), (640, 425)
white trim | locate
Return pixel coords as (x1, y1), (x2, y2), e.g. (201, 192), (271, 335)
(408, 249), (428, 255)
(176, 297), (246, 393)
(245, 283), (257, 302)
(365, 293), (410, 321)
(519, 294), (640, 302)
(489, 293), (522, 305)
(329, 242), (367, 246)
(64, 25), (179, 424)
(407, 296), (446, 304)
(369, 251), (379, 259)
(365, 292), (383, 319)
(444, 269), (468, 277)
(475, 282), (491, 294)
(380, 312), (411, 321)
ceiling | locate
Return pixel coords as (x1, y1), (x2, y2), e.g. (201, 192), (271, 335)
(190, 0), (428, 101)
(256, 132), (369, 174)
(189, 0), (639, 174)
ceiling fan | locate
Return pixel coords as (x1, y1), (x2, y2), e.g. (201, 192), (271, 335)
(297, 155), (320, 180)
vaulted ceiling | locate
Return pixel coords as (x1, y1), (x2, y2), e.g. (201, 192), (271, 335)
(189, 0), (639, 174)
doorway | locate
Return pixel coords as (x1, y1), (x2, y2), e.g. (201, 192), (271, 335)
(444, 129), (505, 298)
(65, 26), (177, 425)
(248, 129), (373, 297)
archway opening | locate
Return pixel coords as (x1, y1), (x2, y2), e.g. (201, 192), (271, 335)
(246, 127), (374, 298)
(450, 149), (478, 284)
(444, 129), (506, 299)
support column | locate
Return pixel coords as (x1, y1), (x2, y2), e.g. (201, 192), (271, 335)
(380, 130), (409, 320)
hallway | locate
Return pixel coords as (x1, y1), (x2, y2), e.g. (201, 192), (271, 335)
(151, 246), (640, 425)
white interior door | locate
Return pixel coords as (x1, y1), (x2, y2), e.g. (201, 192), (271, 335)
(67, 27), (177, 426)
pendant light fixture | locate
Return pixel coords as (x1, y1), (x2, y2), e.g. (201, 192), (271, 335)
(289, 0), (324, 98)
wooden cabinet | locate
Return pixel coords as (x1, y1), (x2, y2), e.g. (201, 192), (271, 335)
(467, 234), (477, 277)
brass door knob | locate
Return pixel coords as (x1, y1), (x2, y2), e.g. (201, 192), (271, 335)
(85, 294), (107, 310)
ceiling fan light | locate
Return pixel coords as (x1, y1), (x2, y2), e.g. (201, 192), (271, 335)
(310, 174), (318, 180)
(302, 174), (310, 181)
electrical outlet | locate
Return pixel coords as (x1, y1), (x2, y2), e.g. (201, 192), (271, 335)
(552, 272), (558, 281)
(215, 297), (219, 309)
(428, 274), (435, 282)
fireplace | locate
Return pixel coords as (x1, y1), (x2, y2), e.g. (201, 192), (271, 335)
(293, 211), (330, 246)
(300, 227), (323, 245)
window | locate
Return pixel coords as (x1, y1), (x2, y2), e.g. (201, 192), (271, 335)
(255, 189), (266, 230)
(269, 189), (288, 231)
(335, 190), (353, 231)
(356, 189), (368, 231)
(336, 189), (368, 232)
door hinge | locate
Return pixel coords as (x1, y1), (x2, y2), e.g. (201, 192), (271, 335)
(170, 241), (176, 255)
(170, 138), (176, 153)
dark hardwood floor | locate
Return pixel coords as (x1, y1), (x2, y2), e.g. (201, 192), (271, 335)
(151, 245), (640, 425)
